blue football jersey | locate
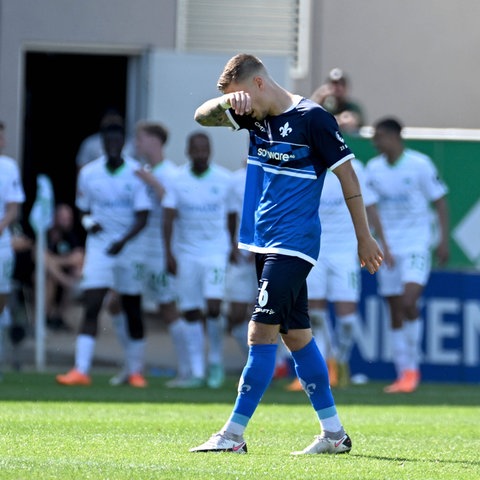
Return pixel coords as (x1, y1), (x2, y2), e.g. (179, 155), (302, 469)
(227, 97), (355, 265)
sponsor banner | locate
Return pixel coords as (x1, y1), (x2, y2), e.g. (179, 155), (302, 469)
(349, 270), (480, 383)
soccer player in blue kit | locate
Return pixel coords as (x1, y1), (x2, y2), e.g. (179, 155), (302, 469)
(190, 54), (383, 455)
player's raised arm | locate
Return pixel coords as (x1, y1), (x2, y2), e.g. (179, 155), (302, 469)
(194, 96), (234, 127)
(194, 91), (253, 127)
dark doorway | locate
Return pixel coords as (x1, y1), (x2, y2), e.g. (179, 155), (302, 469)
(22, 52), (128, 234)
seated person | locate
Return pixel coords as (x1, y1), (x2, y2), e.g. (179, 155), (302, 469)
(44, 204), (84, 330)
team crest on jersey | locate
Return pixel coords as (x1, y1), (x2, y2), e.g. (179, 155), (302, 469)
(279, 122), (292, 137)
(335, 131), (345, 143)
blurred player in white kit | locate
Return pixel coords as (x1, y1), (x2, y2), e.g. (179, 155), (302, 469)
(366, 117), (449, 393)
(163, 131), (237, 389)
(56, 121), (152, 387)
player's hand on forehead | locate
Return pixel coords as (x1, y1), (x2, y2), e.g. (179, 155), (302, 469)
(223, 91), (252, 116)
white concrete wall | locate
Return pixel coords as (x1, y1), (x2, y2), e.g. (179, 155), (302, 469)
(0, 0), (177, 159)
(1, 0), (479, 161)
(305, 0), (480, 128)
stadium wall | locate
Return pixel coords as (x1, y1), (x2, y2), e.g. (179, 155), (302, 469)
(1, 0), (479, 163)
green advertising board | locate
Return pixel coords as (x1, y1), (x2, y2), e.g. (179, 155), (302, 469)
(344, 134), (480, 270)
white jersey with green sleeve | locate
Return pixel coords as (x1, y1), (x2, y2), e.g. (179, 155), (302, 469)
(365, 149), (448, 254)
(162, 164), (235, 257)
(76, 155), (152, 260)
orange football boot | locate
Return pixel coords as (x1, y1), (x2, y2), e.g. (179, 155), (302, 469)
(56, 368), (91, 386)
(128, 373), (148, 388)
(384, 369), (420, 393)
(400, 369), (420, 393)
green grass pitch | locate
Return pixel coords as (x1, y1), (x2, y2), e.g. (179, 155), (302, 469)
(0, 373), (478, 479)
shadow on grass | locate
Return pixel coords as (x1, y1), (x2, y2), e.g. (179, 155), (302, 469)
(352, 453), (480, 468)
(0, 373), (479, 406)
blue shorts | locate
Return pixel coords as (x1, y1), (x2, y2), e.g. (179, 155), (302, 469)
(252, 253), (313, 334)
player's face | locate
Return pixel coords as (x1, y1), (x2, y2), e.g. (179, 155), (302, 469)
(188, 136), (210, 174)
(135, 130), (154, 159)
(102, 130), (125, 159)
(372, 128), (394, 154)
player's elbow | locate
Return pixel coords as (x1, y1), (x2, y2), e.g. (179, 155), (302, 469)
(194, 108), (207, 125)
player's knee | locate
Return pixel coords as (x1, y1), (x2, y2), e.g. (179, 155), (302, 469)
(338, 313), (357, 331)
(121, 294), (144, 339)
(403, 298), (419, 319)
(309, 311), (326, 328)
(184, 309), (203, 322)
(207, 307), (221, 319)
(82, 298), (103, 336)
(127, 320), (144, 340)
(405, 305), (419, 320)
(160, 302), (178, 324)
(206, 300), (222, 318)
(103, 290), (122, 314)
(80, 317), (98, 337)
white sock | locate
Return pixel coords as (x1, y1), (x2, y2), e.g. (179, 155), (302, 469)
(206, 315), (225, 365)
(111, 312), (129, 350)
(320, 414), (343, 434)
(231, 320), (249, 356)
(222, 417), (246, 436)
(335, 313), (358, 364)
(168, 318), (190, 378)
(310, 308), (333, 358)
(391, 328), (408, 378)
(404, 318), (423, 370)
(183, 320), (205, 379)
(75, 334), (96, 374)
(126, 339), (146, 375)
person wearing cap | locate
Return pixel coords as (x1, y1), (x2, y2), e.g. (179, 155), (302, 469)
(310, 68), (365, 133)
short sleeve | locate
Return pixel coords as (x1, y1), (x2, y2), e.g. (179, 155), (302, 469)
(76, 168), (90, 212)
(419, 157), (448, 201)
(307, 107), (354, 171)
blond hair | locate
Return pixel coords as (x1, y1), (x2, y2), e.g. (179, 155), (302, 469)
(217, 54), (266, 92)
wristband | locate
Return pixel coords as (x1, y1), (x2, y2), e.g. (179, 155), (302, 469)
(81, 215), (96, 231)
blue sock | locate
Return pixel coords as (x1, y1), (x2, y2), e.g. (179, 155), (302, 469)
(223, 344), (277, 435)
(291, 339), (337, 417)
